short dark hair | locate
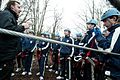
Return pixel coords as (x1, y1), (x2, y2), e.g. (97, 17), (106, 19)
(5, 1), (20, 10)
(109, 15), (118, 21)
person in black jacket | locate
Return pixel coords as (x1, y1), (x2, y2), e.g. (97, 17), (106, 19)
(0, 1), (30, 80)
(72, 33), (83, 80)
(37, 33), (50, 80)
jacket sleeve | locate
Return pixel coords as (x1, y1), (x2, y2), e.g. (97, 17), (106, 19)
(0, 12), (25, 32)
(31, 40), (37, 52)
(21, 37), (26, 51)
(96, 34), (111, 50)
(41, 42), (50, 50)
(70, 37), (74, 57)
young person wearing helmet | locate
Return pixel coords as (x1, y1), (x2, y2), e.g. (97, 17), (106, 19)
(56, 29), (74, 80)
(81, 19), (102, 80)
(44, 32), (51, 69)
(72, 33), (83, 80)
(50, 33), (61, 74)
(21, 30), (36, 76)
(95, 8), (120, 80)
(36, 32), (50, 80)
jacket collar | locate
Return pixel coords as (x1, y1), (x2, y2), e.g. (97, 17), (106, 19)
(108, 24), (120, 32)
(87, 28), (94, 34)
(5, 8), (18, 20)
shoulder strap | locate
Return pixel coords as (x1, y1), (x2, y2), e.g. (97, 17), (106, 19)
(84, 32), (95, 47)
(105, 27), (120, 52)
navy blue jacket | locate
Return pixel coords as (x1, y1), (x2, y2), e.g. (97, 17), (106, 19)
(96, 24), (120, 78)
(37, 40), (50, 55)
(22, 37), (36, 52)
(74, 39), (82, 56)
(81, 28), (100, 58)
(51, 39), (60, 52)
(60, 36), (74, 55)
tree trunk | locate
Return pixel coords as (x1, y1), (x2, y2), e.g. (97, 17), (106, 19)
(38, 0), (49, 35)
(0, 0), (2, 10)
(108, 0), (120, 11)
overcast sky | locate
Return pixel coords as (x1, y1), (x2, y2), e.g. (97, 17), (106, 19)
(46, 0), (108, 36)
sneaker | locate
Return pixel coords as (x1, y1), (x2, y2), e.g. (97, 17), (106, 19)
(49, 69), (53, 72)
(22, 71), (27, 75)
(15, 68), (21, 72)
(22, 68), (25, 71)
(45, 65), (48, 68)
(56, 76), (64, 79)
(11, 73), (15, 77)
(66, 79), (69, 80)
(39, 76), (44, 80)
(105, 71), (110, 76)
(36, 72), (40, 76)
(28, 72), (32, 76)
(55, 71), (58, 74)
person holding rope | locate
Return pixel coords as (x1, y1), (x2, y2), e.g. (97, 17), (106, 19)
(81, 19), (101, 80)
(95, 8), (120, 80)
(0, 1), (30, 80)
(56, 28), (74, 80)
(36, 32), (50, 80)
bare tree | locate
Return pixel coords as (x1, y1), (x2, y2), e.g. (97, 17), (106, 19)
(31, 0), (38, 35)
(51, 8), (62, 39)
(38, 0), (50, 35)
(0, 0), (2, 9)
(76, 0), (107, 30)
(108, 0), (120, 11)
(19, 1), (32, 24)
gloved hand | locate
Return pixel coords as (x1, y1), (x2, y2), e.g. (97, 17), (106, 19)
(94, 28), (101, 37)
(79, 52), (85, 57)
(37, 48), (41, 51)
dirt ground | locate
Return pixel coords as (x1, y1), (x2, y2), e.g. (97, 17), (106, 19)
(11, 55), (112, 80)
(12, 55), (57, 80)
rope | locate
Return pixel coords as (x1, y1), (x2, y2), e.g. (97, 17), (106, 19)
(0, 28), (120, 56)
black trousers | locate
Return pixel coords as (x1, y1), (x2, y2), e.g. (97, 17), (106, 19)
(52, 51), (59, 71)
(0, 60), (14, 80)
(72, 60), (83, 80)
(60, 55), (69, 79)
(83, 62), (92, 80)
(16, 55), (22, 68)
(24, 52), (33, 72)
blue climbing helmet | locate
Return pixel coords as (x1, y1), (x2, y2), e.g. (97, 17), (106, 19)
(55, 32), (60, 37)
(64, 28), (71, 33)
(101, 8), (120, 21)
(45, 32), (50, 36)
(41, 32), (46, 36)
(86, 19), (98, 25)
(45, 32), (50, 38)
(76, 33), (82, 37)
(28, 29), (35, 35)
